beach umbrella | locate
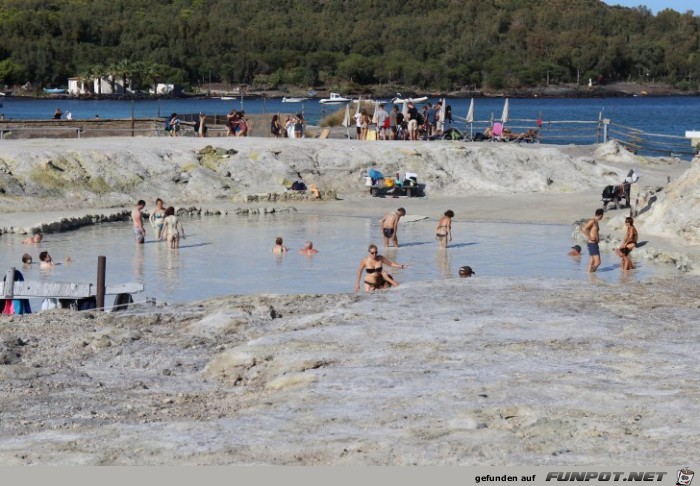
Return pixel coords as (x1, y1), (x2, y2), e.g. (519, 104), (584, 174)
(402, 100), (409, 118)
(501, 98), (510, 124)
(465, 98), (475, 138)
(371, 101), (379, 125)
(342, 102), (351, 139)
(439, 98), (447, 133)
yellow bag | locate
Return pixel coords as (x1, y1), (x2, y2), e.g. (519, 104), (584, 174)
(384, 177), (395, 188)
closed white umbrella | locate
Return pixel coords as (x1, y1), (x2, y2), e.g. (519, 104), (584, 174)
(438, 98), (447, 133)
(342, 102), (351, 139)
(501, 98), (510, 124)
(371, 101), (379, 125)
(465, 97), (475, 138)
(402, 100), (409, 118)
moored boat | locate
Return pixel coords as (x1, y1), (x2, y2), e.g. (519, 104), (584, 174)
(319, 92), (352, 104)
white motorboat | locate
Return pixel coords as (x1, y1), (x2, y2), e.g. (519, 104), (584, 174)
(390, 94), (429, 104)
(282, 97), (309, 103)
(319, 92), (352, 104)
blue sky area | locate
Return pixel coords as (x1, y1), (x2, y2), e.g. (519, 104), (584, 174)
(603, 1), (697, 14)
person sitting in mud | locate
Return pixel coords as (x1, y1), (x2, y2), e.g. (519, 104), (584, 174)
(515, 129), (540, 143)
(23, 232), (43, 244)
(458, 265), (475, 277)
(355, 243), (407, 293)
(299, 241), (318, 256)
(272, 237), (287, 254)
(568, 245), (582, 257)
(39, 251), (72, 268)
(616, 216), (638, 270)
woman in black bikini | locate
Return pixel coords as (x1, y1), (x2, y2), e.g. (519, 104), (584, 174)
(355, 244), (407, 293)
(436, 210), (454, 248)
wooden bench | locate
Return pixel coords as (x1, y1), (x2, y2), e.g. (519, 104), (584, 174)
(3, 257), (144, 312)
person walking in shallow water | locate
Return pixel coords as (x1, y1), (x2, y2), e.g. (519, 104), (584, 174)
(132, 200), (146, 245)
(616, 216), (638, 270)
(436, 210), (454, 248)
(380, 207), (406, 247)
(581, 208), (604, 273)
(162, 206), (185, 249)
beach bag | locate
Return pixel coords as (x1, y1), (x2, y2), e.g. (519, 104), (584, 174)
(602, 185), (616, 199)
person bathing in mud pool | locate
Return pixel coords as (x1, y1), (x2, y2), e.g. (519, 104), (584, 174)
(39, 251), (72, 269)
(355, 243), (408, 293)
(436, 210), (454, 248)
(149, 198), (167, 240)
(581, 208), (604, 273)
(272, 237), (288, 254)
(162, 206), (185, 249)
(568, 245), (582, 257)
(616, 216), (638, 270)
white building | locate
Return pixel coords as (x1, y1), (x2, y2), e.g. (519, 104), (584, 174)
(67, 77), (90, 96)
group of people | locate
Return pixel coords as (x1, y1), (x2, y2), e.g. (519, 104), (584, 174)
(271, 237), (319, 256)
(352, 101), (453, 142)
(133, 199), (186, 248)
(577, 209), (638, 272)
(165, 112), (208, 137)
(355, 207), (472, 292)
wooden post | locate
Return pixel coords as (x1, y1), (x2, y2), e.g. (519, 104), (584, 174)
(3, 267), (15, 298)
(96, 256), (106, 311)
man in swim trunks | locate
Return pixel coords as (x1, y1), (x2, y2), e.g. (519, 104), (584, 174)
(580, 208), (604, 273)
(380, 207), (406, 248)
(132, 200), (146, 245)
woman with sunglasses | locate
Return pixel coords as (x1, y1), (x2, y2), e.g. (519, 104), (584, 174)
(355, 243), (407, 293)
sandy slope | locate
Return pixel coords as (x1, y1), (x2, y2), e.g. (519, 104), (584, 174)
(1, 137), (699, 465)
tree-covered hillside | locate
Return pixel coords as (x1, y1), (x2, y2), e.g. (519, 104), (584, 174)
(0, 0), (698, 92)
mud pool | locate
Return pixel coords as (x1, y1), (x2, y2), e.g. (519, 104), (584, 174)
(1, 212), (681, 306)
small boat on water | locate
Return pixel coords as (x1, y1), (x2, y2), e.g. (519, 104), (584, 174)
(319, 92), (352, 104)
(391, 94), (429, 104)
(282, 97), (310, 103)
(43, 88), (67, 94)
(220, 96), (236, 100)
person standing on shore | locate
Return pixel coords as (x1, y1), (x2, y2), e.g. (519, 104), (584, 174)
(132, 200), (146, 245)
(380, 207), (406, 248)
(271, 114), (282, 138)
(436, 210), (454, 248)
(198, 112), (207, 138)
(581, 208), (604, 273)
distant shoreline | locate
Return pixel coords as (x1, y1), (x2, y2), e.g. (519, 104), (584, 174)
(5, 81), (698, 102)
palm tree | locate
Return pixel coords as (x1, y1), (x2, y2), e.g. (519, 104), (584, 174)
(90, 64), (106, 96)
(115, 59), (134, 93)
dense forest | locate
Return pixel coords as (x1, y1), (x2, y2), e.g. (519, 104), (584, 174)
(0, 0), (699, 93)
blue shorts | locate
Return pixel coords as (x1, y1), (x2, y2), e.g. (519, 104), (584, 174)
(587, 242), (600, 256)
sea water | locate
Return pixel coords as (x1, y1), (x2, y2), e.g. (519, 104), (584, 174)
(2, 212), (682, 307)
